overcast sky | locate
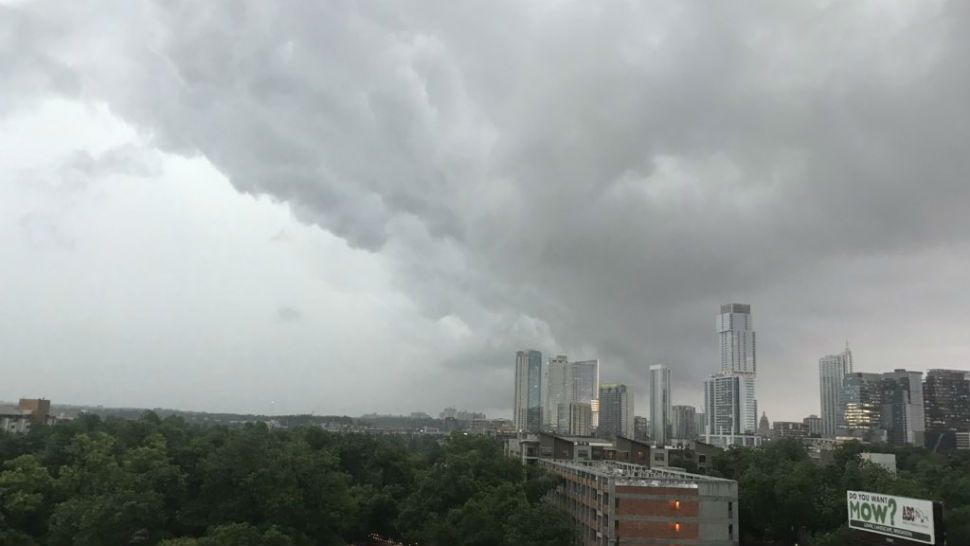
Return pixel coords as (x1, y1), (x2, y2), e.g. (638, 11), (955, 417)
(2, 1), (968, 420)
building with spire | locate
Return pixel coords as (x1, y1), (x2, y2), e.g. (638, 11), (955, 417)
(758, 411), (770, 437)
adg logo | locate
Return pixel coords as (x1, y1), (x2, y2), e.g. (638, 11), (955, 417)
(902, 504), (929, 526)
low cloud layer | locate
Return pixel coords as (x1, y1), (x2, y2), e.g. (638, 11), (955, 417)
(1, 0), (968, 419)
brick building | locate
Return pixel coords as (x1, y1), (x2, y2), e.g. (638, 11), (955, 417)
(541, 460), (739, 546)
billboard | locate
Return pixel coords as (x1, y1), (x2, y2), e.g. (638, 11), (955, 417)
(847, 490), (936, 545)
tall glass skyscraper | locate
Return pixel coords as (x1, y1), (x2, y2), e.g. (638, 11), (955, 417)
(514, 350), (542, 432)
(717, 304), (756, 374)
(840, 372), (883, 441)
(649, 364), (671, 445)
(818, 343), (853, 438)
(705, 304), (758, 437)
(880, 369), (925, 447)
(924, 369), (970, 432)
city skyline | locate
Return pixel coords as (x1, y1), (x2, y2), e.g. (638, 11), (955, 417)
(2, 1), (968, 421)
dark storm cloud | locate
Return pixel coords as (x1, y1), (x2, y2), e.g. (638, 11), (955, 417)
(4, 0), (968, 416)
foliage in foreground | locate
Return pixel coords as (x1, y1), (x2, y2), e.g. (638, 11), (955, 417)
(710, 438), (970, 545)
(0, 414), (573, 546)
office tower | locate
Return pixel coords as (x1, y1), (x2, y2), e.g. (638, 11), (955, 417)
(717, 304), (756, 374)
(818, 343), (853, 438)
(649, 364), (671, 445)
(598, 384), (635, 438)
(803, 415), (823, 437)
(671, 405), (697, 440)
(544, 357), (600, 432)
(634, 416), (650, 441)
(543, 355), (569, 428)
(513, 350), (542, 432)
(565, 402), (592, 436)
(758, 412), (770, 437)
(840, 372), (884, 441)
(924, 369), (970, 432)
(694, 412), (706, 436)
(880, 369), (925, 446)
(570, 360), (601, 428)
(704, 373), (758, 435)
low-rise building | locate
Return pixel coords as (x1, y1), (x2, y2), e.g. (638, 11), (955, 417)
(803, 415), (823, 437)
(542, 460), (739, 546)
(772, 421), (808, 439)
(0, 406), (32, 434)
(506, 433), (652, 466)
(860, 452), (897, 475)
(703, 433), (762, 449)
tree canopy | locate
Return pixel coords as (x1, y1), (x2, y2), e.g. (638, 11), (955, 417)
(0, 415), (573, 546)
(710, 438), (970, 545)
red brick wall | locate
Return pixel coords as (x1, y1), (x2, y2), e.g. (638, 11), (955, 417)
(617, 520), (698, 539)
(617, 498), (699, 517)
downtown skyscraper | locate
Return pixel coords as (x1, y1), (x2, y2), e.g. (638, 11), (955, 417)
(513, 350), (542, 432)
(924, 369), (970, 450)
(818, 343), (853, 438)
(924, 369), (970, 432)
(543, 356), (601, 434)
(880, 369), (925, 447)
(704, 304), (758, 436)
(598, 384), (635, 439)
(649, 364), (671, 445)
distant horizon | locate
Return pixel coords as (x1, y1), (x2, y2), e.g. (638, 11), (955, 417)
(5, 354), (967, 423)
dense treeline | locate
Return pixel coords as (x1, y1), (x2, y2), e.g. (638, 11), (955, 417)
(710, 439), (970, 545)
(0, 413), (572, 546)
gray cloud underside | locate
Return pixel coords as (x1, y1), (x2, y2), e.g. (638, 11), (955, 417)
(3, 0), (968, 416)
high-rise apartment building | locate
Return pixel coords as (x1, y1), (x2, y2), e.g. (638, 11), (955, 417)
(705, 373), (757, 435)
(924, 369), (970, 432)
(818, 344), (853, 438)
(513, 350), (543, 432)
(880, 369), (925, 447)
(706, 304), (759, 441)
(598, 384), (635, 438)
(840, 372), (883, 441)
(671, 405), (697, 440)
(649, 364), (671, 445)
(717, 304), (756, 375)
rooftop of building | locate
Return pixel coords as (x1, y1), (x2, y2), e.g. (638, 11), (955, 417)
(720, 303), (750, 313)
(0, 406), (32, 416)
(542, 459), (734, 487)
